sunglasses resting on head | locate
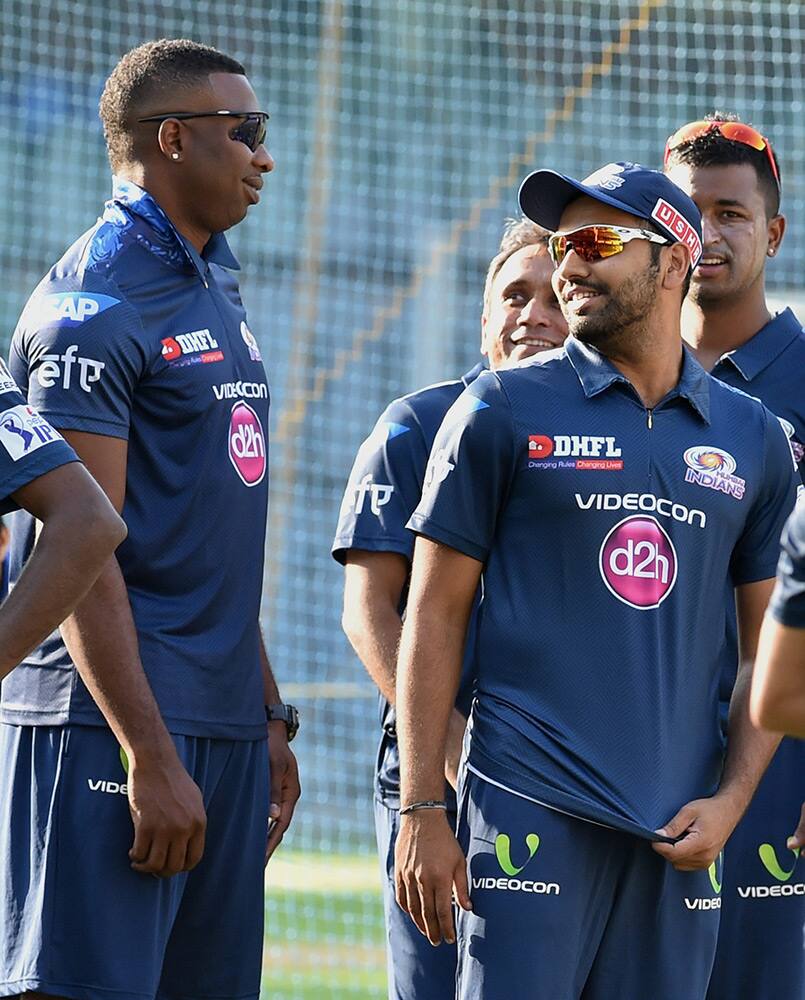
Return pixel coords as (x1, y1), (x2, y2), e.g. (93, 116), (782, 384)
(137, 109), (269, 152)
(664, 119), (780, 190)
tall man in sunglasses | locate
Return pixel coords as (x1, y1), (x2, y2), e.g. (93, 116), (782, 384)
(664, 115), (805, 1000)
(0, 39), (299, 1000)
(333, 217), (566, 1000)
(393, 162), (796, 999)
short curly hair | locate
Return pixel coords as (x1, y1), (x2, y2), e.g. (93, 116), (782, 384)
(664, 111), (781, 217)
(99, 39), (246, 171)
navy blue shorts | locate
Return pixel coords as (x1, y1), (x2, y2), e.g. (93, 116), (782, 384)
(707, 736), (805, 1000)
(456, 769), (721, 1000)
(0, 724), (269, 1000)
(374, 798), (457, 999)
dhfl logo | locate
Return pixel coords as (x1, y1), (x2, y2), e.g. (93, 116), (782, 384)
(528, 435), (554, 459)
(228, 401), (266, 486)
(651, 199), (703, 266)
(599, 515), (677, 609)
(161, 337), (182, 361)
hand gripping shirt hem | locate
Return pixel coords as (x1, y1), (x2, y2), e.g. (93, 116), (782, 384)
(407, 514), (488, 563)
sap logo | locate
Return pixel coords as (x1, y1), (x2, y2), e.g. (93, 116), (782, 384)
(29, 292), (121, 328)
(684, 897), (721, 910)
(162, 329), (224, 365)
(346, 474), (394, 516)
(87, 778), (128, 795)
(652, 198), (703, 265)
(36, 344), (105, 393)
(424, 449), (455, 490)
(0, 359), (19, 395)
(584, 163), (626, 191)
(0, 405), (60, 461)
(212, 381), (268, 401)
(576, 492), (706, 528)
(228, 401), (266, 486)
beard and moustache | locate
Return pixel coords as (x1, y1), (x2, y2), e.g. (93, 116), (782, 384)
(564, 262), (662, 356)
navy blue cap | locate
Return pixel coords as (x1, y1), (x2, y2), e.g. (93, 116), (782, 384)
(519, 161), (703, 267)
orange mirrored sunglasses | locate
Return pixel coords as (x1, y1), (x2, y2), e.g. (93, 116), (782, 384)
(664, 120), (780, 190)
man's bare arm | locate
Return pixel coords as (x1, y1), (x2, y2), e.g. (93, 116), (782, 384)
(58, 430), (206, 879)
(0, 462), (126, 678)
(343, 548), (467, 783)
(654, 578), (781, 868)
(260, 633), (300, 862)
(395, 537), (480, 946)
(750, 613), (805, 738)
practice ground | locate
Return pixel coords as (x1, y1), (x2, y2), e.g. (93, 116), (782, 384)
(262, 850), (387, 999)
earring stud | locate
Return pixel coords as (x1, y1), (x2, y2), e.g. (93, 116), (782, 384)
(171, 152), (180, 161)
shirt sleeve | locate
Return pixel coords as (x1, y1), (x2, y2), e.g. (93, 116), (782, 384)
(769, 498), (805, 628)
(407, 372), (516, 563)
(331, 397), (430, 565)
(10, 279), (149, 440)
(0, 359), (79, 513)
(731, 407), (798, 585)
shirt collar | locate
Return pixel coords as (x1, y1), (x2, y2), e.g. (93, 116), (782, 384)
(107, 177), (240, 276)
(566, 337), (710, 424)
(462, 360), (487, 386)
(714, 308), (803, 381)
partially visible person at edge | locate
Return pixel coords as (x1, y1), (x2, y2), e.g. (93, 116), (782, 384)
(394, 162), (796, 999)
(0, 371), (126, 675)
(665, 113), (805, 1000)
(332, 217), (567, 1000)
(0, 39), (299, 1000)
(751, 495), (805, 739)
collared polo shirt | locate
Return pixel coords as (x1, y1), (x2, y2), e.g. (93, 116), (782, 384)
(3, 179), (269, 740)
(770, 498), (805, 629)
(409, 338), (796, 839)
(332, 363), (484, 809)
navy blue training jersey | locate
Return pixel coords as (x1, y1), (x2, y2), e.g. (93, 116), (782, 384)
(708, 308), (805, 704)
(3, 179), (269, 740)
(332, 364), (484, 809)
(770, 499), (805, 628)
(0, 358), (77, 512)
(409, 338), (796, 839)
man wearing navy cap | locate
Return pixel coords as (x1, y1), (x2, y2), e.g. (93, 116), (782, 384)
(393, 162), (795, 998)
(664, 115), (805, 1000)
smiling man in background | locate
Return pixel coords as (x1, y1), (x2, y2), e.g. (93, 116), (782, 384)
(665, 114), (805, 1000)
(333, 217), (566, 1000)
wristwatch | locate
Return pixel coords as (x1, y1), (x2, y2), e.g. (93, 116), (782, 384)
(266, 703), (300, 742)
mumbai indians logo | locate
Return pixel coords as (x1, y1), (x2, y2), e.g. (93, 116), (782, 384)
(471, 832), (560, 895)
(737, 843), (804, 898)
(683, 446), (746, 500)
(583, 163), (626, 191)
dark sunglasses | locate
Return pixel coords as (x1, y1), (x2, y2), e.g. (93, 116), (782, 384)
(664, 120), (780, 191)
(137, 110), (269, 152)
(548, 225), (669, 266)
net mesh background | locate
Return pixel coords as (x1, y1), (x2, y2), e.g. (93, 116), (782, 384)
(1, 2), (803, 997)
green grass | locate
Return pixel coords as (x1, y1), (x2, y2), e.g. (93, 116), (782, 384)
(261, 851), (387, 1000)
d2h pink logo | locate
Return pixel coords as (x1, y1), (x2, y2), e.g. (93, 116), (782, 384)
(228, 401), (266, 486)
(599, 515), (677, 609)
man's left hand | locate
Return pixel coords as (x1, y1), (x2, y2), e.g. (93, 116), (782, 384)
(265, 722), (301, 864)
(652, 795), (742, 870)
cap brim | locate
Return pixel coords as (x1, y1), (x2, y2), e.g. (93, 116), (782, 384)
(518, 169), (648, 231)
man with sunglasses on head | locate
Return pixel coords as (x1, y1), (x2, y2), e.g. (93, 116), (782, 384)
(664, 114), (805, 1000)
(0, 39), (299, 1000)
(393, 162), (796, 999)
(332, 217), (566, 1000)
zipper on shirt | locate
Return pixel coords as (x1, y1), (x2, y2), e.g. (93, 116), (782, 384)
(647, 408), (653, 429)
(646, 407), (654, 482)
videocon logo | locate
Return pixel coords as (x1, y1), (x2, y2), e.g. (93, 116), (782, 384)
(758, 843), (800, 882)
(119, 746), (129, 775)
(495, 833), (540, 876)
(471, 832), (560, 896)
(708, 852), (723, 894)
